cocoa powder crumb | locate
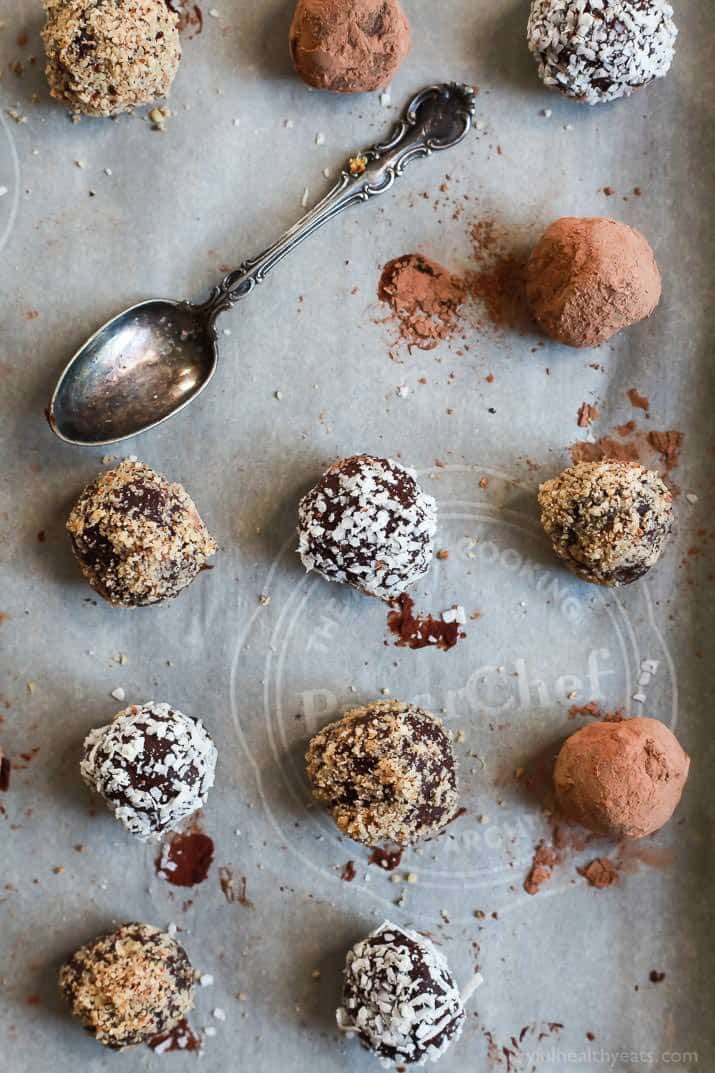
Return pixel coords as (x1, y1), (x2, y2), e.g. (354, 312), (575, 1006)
(627, 388), (650, 413)
(524, 841), (558, 895)
(577, 402), (599, 428)
(578, 857), (619, 888)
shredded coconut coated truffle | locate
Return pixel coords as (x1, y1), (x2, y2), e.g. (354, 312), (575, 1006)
(538, 460), (673, 585)
(337, 921), (465, 1066)
(526, 0), (677, 105)
(81, 702), (217, 841)
(59, 923), (194, 1049)
(67, 459), (217, 607)
(42, 0), (181, 117)
(297, 455), (438, 600)
(306, 700), (459, 846)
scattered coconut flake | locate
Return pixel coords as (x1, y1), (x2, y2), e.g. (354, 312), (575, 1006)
(110, 687), (126, 702)
(315, 131), (325, 145)
(0, 186), (8, 197)
(199, 973), (214, 987)
(213, 1008), (226, 1021)
(301, 187), (310, 208)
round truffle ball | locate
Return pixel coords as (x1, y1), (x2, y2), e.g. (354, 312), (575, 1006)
(289, 0), (410, 93)
(337, 921), (465, 1065)
(297, 455), (437, 600)
(554, 717), (690, 838)
(526, 217), (661, 348)
(42, 0), (181, 118)
(526, 0), (677, 105)
(81, 702), (217, 840)
(306, 700), (459, 846)
(59, 923), (194, 1049)
(67, 459), (217, 607)
(538, 460), (672, 586)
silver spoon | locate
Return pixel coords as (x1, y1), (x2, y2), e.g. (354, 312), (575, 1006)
(47, 83), (476, 446)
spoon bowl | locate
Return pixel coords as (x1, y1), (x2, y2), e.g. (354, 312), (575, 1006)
(47, 83), (476, 447)
(49, 299), (217, 445)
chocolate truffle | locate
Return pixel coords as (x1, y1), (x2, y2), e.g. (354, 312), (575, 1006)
(289, 0), (410, 93)
(337, 921), (465, 1065)
(526, 217), (661, 348)
(526, 0), (677, 105)
(67, 459), (217, 607)
(81, 702), (217, 841)
(297, 455), (437, 600)
(554, 717), (689, 838)
(306, 700), (459, 846)
(538, 460), (672, 586)
(42, 0), (181, 118)
(59, 923), (194, 1049)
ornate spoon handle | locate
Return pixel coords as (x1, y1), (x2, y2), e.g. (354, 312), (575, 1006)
(196, 83), (476, 321)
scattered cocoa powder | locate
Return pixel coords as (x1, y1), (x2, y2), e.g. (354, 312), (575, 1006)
(578, 857), (619, 888)
(387, 593), (465, 651)
(568, 702), (602, 720)
(341, 860), (356, 882)
(647, 429), (683, 471)
(378, 254), (465, 351)
(649, 970), (666, 983)
(570, 436), (640, 465)
(466, 220), (528, 331)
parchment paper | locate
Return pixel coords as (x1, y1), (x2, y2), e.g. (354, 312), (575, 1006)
(1, 2), (714, 1071)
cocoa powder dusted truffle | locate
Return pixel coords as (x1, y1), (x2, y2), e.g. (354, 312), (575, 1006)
(337, 921), (465, 1066)
(306, 701), (459, 846)
(526, 0), (677, 105)
(81, 703), (217, 840)
(67, 460), (217, 607)
(59, 923), (194, 1049)
(554, 717), (690, 838)
(297, 455), (437, 600)
(42, 0), (182, 118)
(289, 0), (410, 93)
(538, 460), (672, 586)
(526, 217), (661, 348)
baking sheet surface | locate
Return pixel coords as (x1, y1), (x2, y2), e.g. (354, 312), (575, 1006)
(1, 1), (714, 1070)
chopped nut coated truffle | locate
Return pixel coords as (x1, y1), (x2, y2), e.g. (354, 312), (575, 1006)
(538, 460), (672, 585)
(67, 460), (217, 607)
(59, 923), (194, 1049)
(43, 0), (181, 118)
(306, 700), (459, 846)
